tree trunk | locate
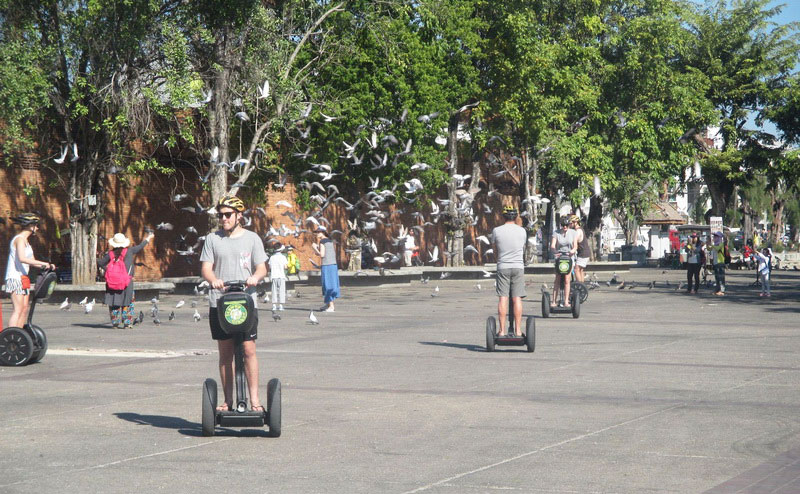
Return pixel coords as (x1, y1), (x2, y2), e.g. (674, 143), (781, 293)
(770, 196), (785, 245)
(70, 218), (98, 285)
(622, 214), (638, 246)
(542, 201), (553, 261)
(705, 174), (735, 219)
(68, 160), (104, 285)
(208, 27), (235, 206)
(741, 196), (753, 246)
(586, 195), (603, 261)
(520, 147), (538, 264)
(445, 113), (463, 267)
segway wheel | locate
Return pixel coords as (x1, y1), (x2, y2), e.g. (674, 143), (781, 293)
(525, 317), (536, 353)
(572, 292), (581, 319)
(485, 316), (497, 352)
(0, 328), (35, 366)
(201, 378), (217, 437)
(574, 282), (589, 304)
(266, 378), (282, 437)
(541, 293), (551, 318)
(27, 325), (48, 364)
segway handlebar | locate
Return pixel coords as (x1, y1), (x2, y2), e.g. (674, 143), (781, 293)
(222, 280), (247, 291)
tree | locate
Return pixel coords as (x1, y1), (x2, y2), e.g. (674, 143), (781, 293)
(0, 0), (163, 284)
(144, 0), (350, 215)
(687, 0), (799, 220)
(286, 0), (486, 266)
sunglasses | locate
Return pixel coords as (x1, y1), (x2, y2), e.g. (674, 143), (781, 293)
(217, 211), (236, 219)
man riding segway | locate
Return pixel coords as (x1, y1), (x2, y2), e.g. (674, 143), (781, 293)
(485, 205), (535, 352)
(200, 196), (268, 414)
(491, 206), (527, 337)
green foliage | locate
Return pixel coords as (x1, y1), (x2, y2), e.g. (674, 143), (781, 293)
(2, 0), (800, 242)
(0, 38), (52, 154)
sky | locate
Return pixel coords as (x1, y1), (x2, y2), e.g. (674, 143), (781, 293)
(769, 1), (800, 28)
(747, 1), (800, 135)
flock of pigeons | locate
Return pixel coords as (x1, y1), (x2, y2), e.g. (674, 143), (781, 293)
(147, 99), (571, 276)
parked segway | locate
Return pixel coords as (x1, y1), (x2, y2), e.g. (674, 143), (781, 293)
(541, 253), (580, 319)
(486, 296), (535, 352)
(0, 269), (56, 366)
(572, 277), (589, 304)
(201, 280), (281, 437)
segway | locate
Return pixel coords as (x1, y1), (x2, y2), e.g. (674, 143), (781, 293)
(0, 269), (56, 366)
(541, 254), (580, 319)
(486, 296), (535, 352)
(201, 281), (281, 437)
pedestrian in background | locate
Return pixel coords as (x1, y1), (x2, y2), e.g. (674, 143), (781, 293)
(268, 246), (288, 311)
(685, 234), (703, 294)
(754, 247), (771, 297)
(313, 228), (339, 312)
(286, 246), (300, 280)
(98, 231), (154, 328)
(709, 232), (728, 296)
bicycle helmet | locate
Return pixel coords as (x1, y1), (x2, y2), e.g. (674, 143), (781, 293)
(559, 217), (571, 227)
(12, 212), (41, 226)
(502, 205), (518, 220)
(216, 195), (245, 212)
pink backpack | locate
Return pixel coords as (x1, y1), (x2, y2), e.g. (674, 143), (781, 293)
(105, 248), (131, 290)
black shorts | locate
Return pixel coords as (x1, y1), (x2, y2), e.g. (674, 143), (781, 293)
(209, 307), (258, 341)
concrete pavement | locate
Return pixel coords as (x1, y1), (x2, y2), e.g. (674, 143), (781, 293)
(1, 267), (799, 493)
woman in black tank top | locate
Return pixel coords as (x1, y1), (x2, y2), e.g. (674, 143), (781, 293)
(571, 216), (590, 283)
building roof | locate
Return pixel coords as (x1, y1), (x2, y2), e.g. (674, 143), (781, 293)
(642, 201), (688, 225)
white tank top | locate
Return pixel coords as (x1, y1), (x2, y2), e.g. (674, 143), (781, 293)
(5, 234), (33, 280)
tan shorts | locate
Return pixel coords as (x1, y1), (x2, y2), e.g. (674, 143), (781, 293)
(496, 268), (526, 298)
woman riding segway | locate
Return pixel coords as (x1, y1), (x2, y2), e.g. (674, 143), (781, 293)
(1, 212), (56, 366)
(550, 217), (578, 309)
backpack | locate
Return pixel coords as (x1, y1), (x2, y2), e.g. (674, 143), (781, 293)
(105, 248), (131, 290)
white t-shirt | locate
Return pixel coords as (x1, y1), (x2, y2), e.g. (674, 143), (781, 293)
(404, 235), (416, 252)
(268, 252), (288, 280)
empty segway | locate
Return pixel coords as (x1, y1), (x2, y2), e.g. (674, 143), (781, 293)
(486, 296), (535, 352)
(201, 281), (281, 437)
(541, 254), (580, 319)
(0, 269), (56, 366)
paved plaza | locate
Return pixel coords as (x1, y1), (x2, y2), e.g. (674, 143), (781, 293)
(2, 267), (799, 493)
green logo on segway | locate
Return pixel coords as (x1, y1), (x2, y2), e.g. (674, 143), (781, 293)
(46, 281), (56, 296)
(223, 302), (248, 325)
(557, 259), (571, 274)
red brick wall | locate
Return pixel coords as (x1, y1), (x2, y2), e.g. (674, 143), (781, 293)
(1, 166), (506, 283)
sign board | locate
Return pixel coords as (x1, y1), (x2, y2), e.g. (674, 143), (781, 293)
(709, 216), (723, 239)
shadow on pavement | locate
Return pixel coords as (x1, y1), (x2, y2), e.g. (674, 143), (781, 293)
(114, 412), (272, 437)
(71, 323), (113, 329)
(419, 341), (494, 352)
